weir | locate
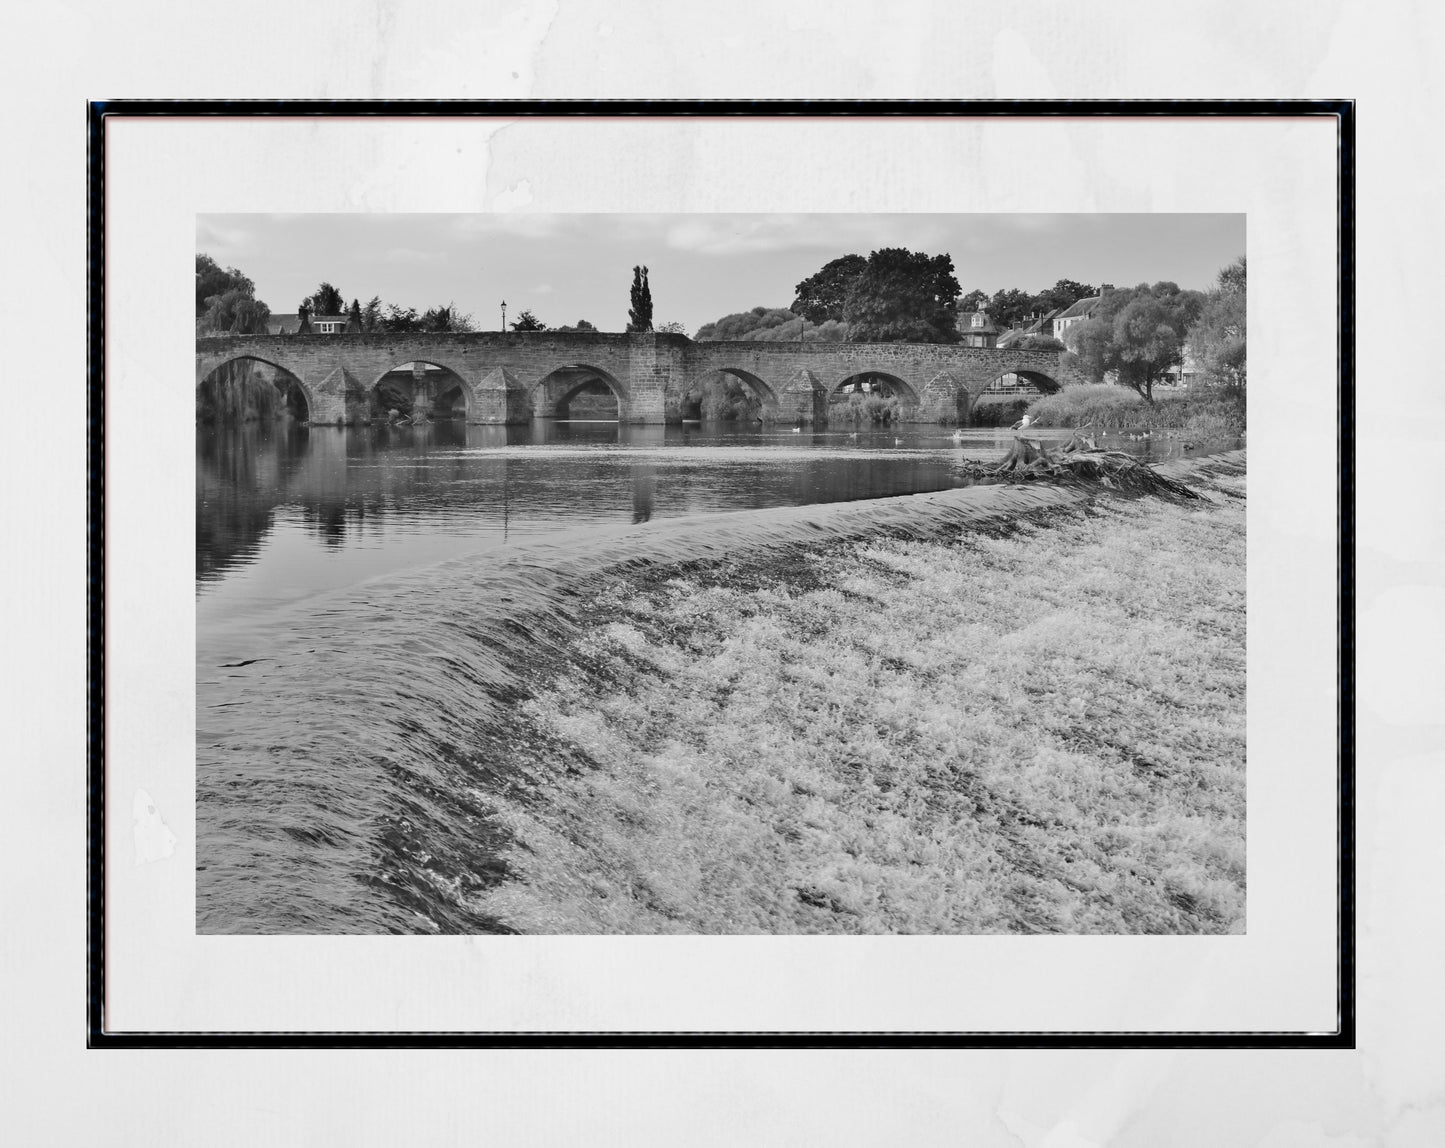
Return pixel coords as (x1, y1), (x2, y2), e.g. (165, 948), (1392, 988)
(196, 331), (1087, 427)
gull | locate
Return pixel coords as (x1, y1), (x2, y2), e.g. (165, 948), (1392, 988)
(1010, 412), (1036, 431)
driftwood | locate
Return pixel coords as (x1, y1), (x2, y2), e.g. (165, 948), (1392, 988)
(991, 428), (1199, 499)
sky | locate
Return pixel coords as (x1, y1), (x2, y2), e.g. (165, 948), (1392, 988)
(197, 213), (1245, 335)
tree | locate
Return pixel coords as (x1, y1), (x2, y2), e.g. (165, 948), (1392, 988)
(554, 319), (597, 332)
(345, 299), (364, 334)
(198, 288), (271, 334)
(1187, 256), (1246, 395)
(308, 282), (345, 318)
(792, 254), (867, 324)
(510, 309), (547, 332)
(196, 254), (254, 316)
(694, 307), (796, 341)
(379, 304), (420, 333)
(959, 288), (991, 315)
(361, 295), (384, 333)
(422, 302), (476, 332)
(842, 248), (961, 343)
(296, 301), (312, 334)
(988, 287), (1038, 332)
(1017, 334), (1066, 352)
(627, 265), (653, 332)
(1034, 278), (1096, 315)
(1065, 281), (1205, 402)
(656, 320), (687, 335)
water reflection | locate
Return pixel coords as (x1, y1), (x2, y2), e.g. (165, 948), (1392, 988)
(198, 418), (1228, 625)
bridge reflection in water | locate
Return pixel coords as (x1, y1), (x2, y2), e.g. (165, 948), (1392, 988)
(194, 418), (1027, 608)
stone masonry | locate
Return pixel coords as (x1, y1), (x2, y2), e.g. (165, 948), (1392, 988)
(196, 331), (1086, 426)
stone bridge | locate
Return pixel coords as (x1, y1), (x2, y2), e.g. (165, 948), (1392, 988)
(195, 331), (1085, 426)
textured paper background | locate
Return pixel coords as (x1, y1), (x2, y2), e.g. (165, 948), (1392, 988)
(6, 0), (1440, 1143)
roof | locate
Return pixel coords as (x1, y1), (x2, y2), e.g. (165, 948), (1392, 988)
(1055, 296), (1100, 320)
(995, 329), (1027, 348)
(957, 311), (999, 335)
(266, 314), (301, 335)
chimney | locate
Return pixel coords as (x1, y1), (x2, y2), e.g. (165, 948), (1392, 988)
(1100, 284), (1114, 297)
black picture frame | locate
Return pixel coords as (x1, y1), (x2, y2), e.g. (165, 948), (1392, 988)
(88, 98), (1354, 1050)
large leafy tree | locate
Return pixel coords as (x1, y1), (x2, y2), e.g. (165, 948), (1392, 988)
(196, 254), (254, 316)
(693, 307), (847, 344)
(378, 304), (421, 333)
(198, 288), (271, 334)
(987, 287), (1038, 332)
(510, 309), (547, 332)
(627, 265), (653, 332)
(554, 319), (597, 332)
(422, 302), (476, 332)
(1187, 256), (1246, 395)
(958, 288), (990, 315)
(792, 254), (868, 324)
(841, 248), (961, 343)
(307, 282), (346, 317)
(1066, 281), (1205, 402)
(196, 254), (270, 333)
(1033, 278), (1096, 315)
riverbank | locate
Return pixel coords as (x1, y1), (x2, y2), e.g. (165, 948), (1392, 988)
(466, 453), (1246, 935)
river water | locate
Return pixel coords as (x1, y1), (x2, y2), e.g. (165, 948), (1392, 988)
(196, 418), (1210, 933)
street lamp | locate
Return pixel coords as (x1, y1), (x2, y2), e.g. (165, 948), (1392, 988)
(500, 300), (507, 331)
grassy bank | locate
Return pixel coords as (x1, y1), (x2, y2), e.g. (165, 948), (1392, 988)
(469, 461), (1246, 935)
(1024, 384), (1245, 436)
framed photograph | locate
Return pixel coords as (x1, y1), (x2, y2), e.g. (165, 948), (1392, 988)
(91, 100), (1351, 1046)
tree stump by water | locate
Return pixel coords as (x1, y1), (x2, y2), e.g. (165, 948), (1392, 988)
(991, 430), (1200, 499)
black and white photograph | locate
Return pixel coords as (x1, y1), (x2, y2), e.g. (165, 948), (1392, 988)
(194, 212), (1248, 937)
(20, 0), (1445, 1135)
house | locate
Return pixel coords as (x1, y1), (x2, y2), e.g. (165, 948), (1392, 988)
(1052, 286), (1112, 342)
(265, 313), (302, 336)
(956, 310), (999, 348)
(997, 308), (1060, 350)
(309, 313), (350, 335)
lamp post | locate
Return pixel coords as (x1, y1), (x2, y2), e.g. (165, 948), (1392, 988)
(500, 300), (507, 332)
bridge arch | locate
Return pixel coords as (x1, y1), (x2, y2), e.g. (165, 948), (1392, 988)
(671, 366), (782, 422)
(531, 363), (631, 419)
(831, 370), (921, 408)
(197, 354), (312, 423)
(983, 367), (1064, 396)
(366, 359), (474, 420)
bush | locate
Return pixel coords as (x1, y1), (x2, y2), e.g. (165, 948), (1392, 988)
(969, 395), (1030, 428)
(1024, 384), (1145, 429)
(1018, 384), (1245, 435)
(830, 393), (901, 425)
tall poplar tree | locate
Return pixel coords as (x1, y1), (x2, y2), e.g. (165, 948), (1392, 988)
(627, 265), (653, 332)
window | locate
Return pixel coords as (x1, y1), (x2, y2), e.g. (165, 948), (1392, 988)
(971, 314), (984, 329)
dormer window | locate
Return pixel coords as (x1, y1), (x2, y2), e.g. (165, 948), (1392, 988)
(971, 314), (984, 328)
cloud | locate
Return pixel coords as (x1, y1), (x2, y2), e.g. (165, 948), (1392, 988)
(384, 247), (444, 264)
(195, 218), (254, 252)
(449, 214), (567, 240)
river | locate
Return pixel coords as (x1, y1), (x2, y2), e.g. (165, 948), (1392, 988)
(196, 417), (1216, 933)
